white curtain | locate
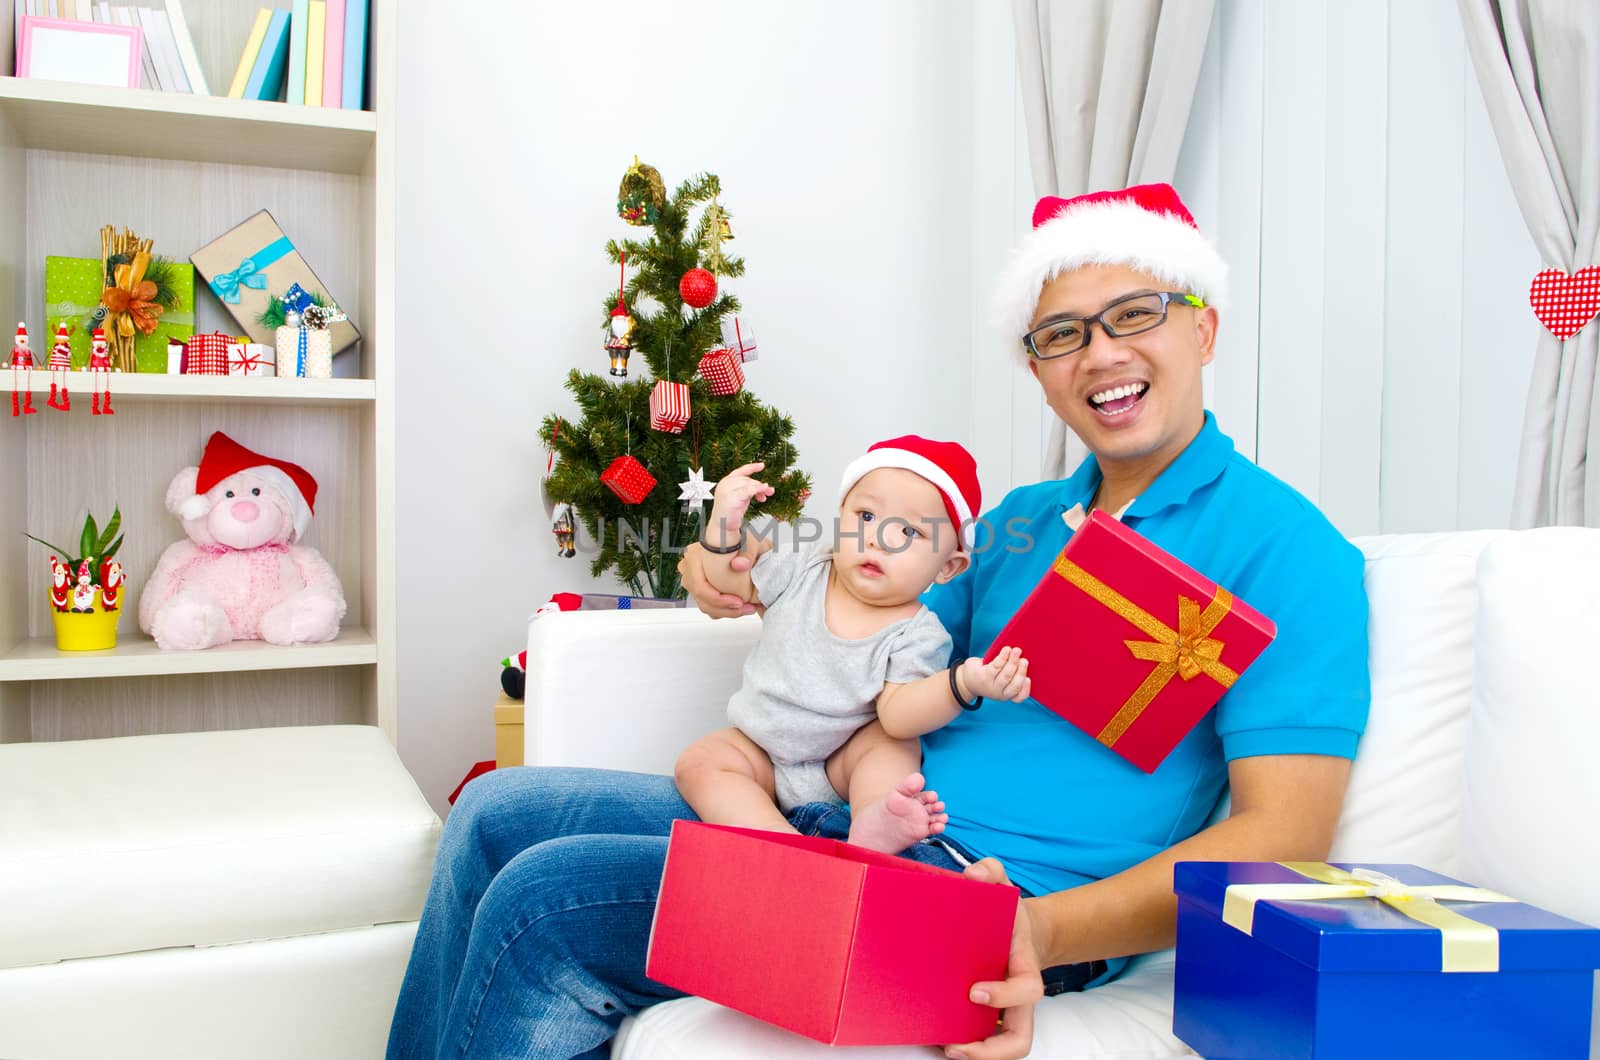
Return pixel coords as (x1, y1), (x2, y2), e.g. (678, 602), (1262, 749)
(1011, 0), (1216, 480)
(1459, 0), (1600, 527)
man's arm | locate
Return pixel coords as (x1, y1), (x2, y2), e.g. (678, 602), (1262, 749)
(1026, 753), (1351, 966)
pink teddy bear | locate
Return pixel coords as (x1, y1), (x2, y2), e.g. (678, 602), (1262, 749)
(140, 430), (346, 650)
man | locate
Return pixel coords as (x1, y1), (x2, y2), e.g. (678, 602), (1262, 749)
(387, 184), (1369, 1060)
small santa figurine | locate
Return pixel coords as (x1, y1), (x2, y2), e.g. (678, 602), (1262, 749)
(100, 559), (125, 611)
(7, 323), (37, 417)
(72, 560), (98, 612)
(88, 326), (113, 416)
(50, 556), (72, 611)
(46, 322), (73, 411)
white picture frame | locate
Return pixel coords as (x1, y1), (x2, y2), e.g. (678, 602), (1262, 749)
(17, 15), (143, 89)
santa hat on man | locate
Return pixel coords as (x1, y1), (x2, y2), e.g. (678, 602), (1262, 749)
(837, 435), (982, 551)
(14, 323), (29, 345)
(178, 431), (319, 541)
(993, 183), (1228, 349)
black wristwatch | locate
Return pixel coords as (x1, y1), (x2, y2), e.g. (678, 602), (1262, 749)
(949, 661), (983, 711)
(698, 524), (747, 555)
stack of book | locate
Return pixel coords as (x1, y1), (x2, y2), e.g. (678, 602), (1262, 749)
(14, 0), (210, 94)
(226, 0), (368, 109)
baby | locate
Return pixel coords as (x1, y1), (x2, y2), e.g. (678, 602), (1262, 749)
(674, 435), (1031, 854)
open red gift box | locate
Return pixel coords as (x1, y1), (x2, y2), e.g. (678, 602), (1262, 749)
(984, 510), (1276, 773)
(646, 820), (1017, 1046)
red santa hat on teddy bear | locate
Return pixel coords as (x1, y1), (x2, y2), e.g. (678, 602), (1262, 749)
(837, 435), (982, 552)
(178, 431), (319, 541)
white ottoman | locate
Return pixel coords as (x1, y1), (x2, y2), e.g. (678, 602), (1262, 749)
(0, 725), (441, 1060)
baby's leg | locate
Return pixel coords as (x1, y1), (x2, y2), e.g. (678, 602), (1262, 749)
(825, 720), (948, 854)
(674, 727), (795, 834)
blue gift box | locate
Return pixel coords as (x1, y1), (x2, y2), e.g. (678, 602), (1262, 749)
(1173, 861), (1600, 1059)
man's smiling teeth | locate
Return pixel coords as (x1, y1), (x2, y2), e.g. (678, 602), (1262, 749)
(1089, 382), (1149, 405)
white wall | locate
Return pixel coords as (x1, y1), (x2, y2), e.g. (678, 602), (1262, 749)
(396, 1), (978, 813)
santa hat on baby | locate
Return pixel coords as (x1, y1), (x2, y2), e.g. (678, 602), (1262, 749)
(993, 183), (1228, 349)
(838, 435), (982, 551)
(179, 431), (319, 541)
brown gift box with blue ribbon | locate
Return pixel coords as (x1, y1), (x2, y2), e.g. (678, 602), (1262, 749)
(189, 209), (359, 355)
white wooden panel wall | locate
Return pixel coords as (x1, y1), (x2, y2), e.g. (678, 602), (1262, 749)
(1172, 0), (1535, 536)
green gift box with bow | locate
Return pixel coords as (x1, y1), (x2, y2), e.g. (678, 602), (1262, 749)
(189, 210), (360, 354)
(44, 256), (196, 372)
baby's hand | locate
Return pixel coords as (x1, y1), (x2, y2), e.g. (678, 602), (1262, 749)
(710, 462), (776, 534)
(961, 647), (1031, 703)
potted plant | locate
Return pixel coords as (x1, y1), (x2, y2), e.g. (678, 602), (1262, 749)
(26, 507), (126, 651)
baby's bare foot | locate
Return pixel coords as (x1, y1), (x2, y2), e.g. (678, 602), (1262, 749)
(848, 772), (949, 854)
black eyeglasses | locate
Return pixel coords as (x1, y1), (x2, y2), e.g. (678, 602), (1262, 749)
(1022, 291), (1206, 361)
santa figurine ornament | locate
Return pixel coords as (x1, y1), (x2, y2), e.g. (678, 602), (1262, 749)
(88, 326), (114, 416)
(100, 559), (125, 611)
(7, 323), (37, 416)
(49, 556), (72, 611)
(46, 322), (72, 411)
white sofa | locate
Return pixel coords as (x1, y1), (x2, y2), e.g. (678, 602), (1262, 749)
(0, 724), (441, 1060)
(523, 528), (1600, 1059)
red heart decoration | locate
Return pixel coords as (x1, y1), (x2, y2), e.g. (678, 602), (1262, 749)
(1529, 266), (1600, 339)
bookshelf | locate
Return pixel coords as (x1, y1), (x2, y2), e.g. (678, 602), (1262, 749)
(0, 0), (396, 746)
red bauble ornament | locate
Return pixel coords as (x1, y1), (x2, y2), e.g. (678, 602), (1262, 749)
(679, 268), (717, 309)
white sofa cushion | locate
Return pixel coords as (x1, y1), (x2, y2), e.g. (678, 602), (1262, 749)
(1461, 527), (1600, 925)
(615, 951), (1191, 1060)
(1327, 531), (1508, 871)
(0, 725), (440, 970)
(525, 608), (760, 773)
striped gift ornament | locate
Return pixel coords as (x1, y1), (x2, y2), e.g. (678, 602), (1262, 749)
(697, 347), (744, 396)
(649, 380), (691, 433)
(601, 455), (656, 504)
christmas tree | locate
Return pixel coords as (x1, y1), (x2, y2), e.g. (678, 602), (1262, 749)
(539, 161), (810, 599)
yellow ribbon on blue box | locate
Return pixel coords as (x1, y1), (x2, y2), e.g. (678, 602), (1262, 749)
(1222, 862), (1517, 972)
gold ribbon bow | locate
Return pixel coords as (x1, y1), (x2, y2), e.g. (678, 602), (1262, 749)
(1052, 556), (1239, 747)
(1222, 862), (1518, 973)
(100, 252), (164, 337)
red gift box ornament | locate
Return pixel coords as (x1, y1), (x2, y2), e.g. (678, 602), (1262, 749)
(649, 380), (691, 433)
(183, 331), (232, 376)
(984, 510), (1276, 773)
(698, 347), (744, 396)
(601, 455), (656, 504)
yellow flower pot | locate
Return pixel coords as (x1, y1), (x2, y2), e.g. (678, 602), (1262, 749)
(51, 591), (121, 651)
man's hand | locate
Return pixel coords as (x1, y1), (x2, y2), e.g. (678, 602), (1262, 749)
(678, 540), (772, 618)
(946, 858), (1043, 1060)
(960, 648), (1031, 703)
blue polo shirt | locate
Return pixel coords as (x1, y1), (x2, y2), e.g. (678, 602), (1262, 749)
(921, 411), (1369, 906)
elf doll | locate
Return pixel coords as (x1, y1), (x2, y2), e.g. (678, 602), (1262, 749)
(72, 560), (98, 612)
(47, 322), (72, 411)
(6, 322), (36, 416)
(88, 326), (114, 416)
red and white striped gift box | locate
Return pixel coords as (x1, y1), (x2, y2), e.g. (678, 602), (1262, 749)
(698, 348), (744, 396)
(650, 380), (691, 433)
(601, 455), (656, 504)
(183, 332), (232, 376)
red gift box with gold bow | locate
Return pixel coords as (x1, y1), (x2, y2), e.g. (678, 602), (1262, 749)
(984, 510), (1275, 773)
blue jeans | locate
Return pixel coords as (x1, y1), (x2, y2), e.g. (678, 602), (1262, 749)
(386, 766), (968, 1060)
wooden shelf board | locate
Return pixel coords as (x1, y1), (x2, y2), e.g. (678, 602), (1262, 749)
(0, 76), (377, 174)
(0, 627), (378, 682)
(2, 371), (375, 405)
